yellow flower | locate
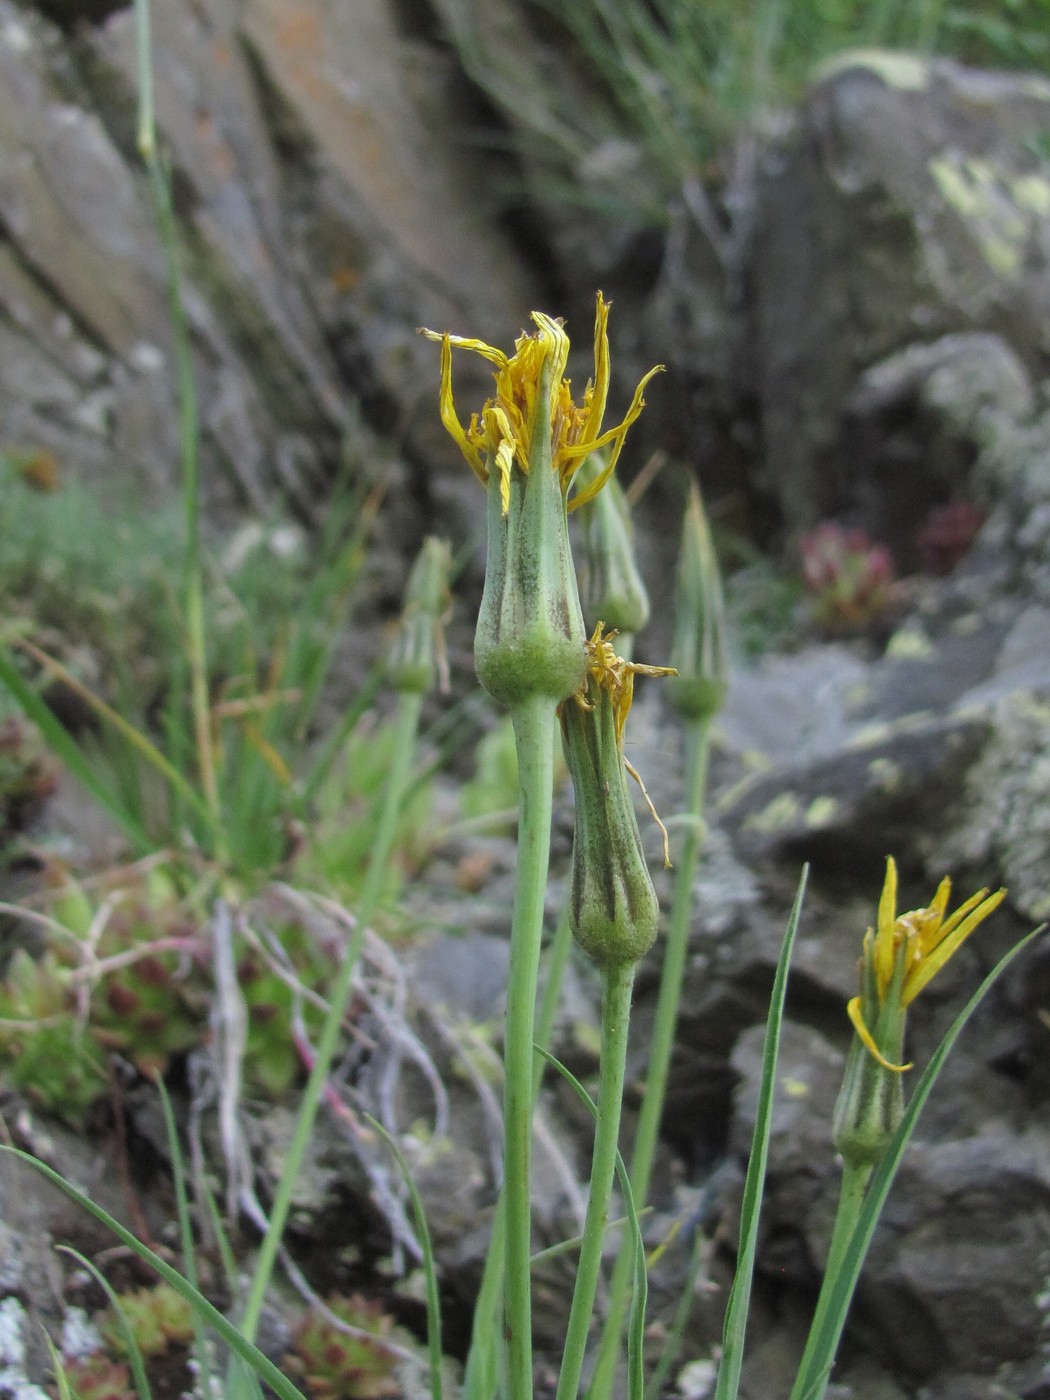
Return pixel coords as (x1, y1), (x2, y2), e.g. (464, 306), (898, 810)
(847, 856), (1006, 1071)
(420, 293), (662, 515)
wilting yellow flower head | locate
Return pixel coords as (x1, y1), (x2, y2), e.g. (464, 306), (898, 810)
(833, 856), (1006, 1168)
(558, 624), (675, 968)
(571, 622), (675, 750)
(848, 856), (1006, 1071)
(421, 292), (662, 515)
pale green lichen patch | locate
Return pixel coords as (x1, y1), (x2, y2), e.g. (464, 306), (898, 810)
(886, 626), (934, 661)
(814, 48), (929, 91)
(1014, 172), (1050, 217)
(868, 756), (904, 794)
(744, 791), (802, 835)
(929, 154), (1050, 282)
(805, 796), (839, 828)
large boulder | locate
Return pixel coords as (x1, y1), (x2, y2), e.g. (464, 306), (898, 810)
(751, 52), (1050, 547)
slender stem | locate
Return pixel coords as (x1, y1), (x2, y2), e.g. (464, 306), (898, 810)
(788, 1161), (872, 1400)
(463, 900), (571, 1400)
(239, 690), (424, 1343)
(504, 694), (557, 1400)
(556, 962), (635, 1400)
(589, 715), (712, 1397)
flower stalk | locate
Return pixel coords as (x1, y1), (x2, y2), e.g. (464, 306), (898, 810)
(790, 858), (1006, 1400)
(591, 481), (727, 1395)
(555, 627), (673, 1400)
(423, 294), (660, 1400)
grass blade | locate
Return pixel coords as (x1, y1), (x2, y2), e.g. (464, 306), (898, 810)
(55, 1247), (153, 1400)
(365, 1114), (444, 1400)
(534, 1046), (648, 1399)
(0, 1146), (310, 1400)
(714, 865), (808, 1400)
(791, 923), (1044, 1400)
(0, 649), (153, 853)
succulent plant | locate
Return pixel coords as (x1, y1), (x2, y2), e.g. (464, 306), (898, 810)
(102, 1282), (195, 1359)
(52, 1350), (134, 1400)
(0, 949), (108, 1123)
(88, 902), (207, 1079)
(915, 498), (985, 575)
(800, 521), (897, 633)
(288, 1294), (401, 1400)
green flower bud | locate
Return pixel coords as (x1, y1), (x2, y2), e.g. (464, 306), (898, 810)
(559, 626), (674, 968)
(386, 536), (452, 694)
(668, 481), (729, 720)
(475, 358), (587, 706)
(574, 453), (650, 636)
(832, 937), (906, 1168)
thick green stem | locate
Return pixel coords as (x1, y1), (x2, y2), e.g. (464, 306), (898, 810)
(239, 689), (424, 1343)
(556, 962), (635, 1400)
(589, 716), (712, 1397)
(504, 694), (558, 1400)
(789, 1160), (872, 1400)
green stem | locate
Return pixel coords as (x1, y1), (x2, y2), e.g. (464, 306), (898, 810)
(463, 901), (571, 1400)
(788, 1161), (872, 1400)
(589, 716), (712, 1397)
(556, 962), (635, 1400)
(239, 689), (424, 1343)
(504, 694), (558, 1400)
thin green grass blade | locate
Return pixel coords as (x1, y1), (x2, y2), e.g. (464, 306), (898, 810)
(43, 1334), (76, 1400)
(156, 1076), (213, 1399)
(714, 865), (808, 1400)
(530, 1210), (648, 1264)
(534, 1046), (648, 1399)
(643, 1226), (705, 1400)
(56, 1248), (154, 1400)
(201, 1172), (241, 1296)
(0, 1146), (310, 1400)
(0, 650), (153, 853)
(364, 1114), (444, 1400)
(792, 923), (1044, 1400)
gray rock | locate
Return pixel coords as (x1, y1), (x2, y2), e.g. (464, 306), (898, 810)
(0, 0), (535, 525)
(751, 52), (1050, 540)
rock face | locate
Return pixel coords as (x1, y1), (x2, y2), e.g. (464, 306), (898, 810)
(7, 8), (1050, 1398)
(0, 0), (535, 522)
(750, 53), (1050, 549)
(654, 447), (1050, 1395)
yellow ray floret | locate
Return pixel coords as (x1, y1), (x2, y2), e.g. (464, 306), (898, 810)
(849, 856), (1006, 1071)
(420, 294), (662, 514)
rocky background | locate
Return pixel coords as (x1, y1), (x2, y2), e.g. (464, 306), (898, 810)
(4, 1), (1050, 1398)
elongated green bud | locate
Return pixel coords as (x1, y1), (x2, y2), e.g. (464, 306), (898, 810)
(387, 536), (452, 694)
(559, 626), (674, 968)
(573, 453), (650, 636)
(832, 936), (906, 1168)
(475, 358), (587, 707)
(668, 481), (728, 720)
